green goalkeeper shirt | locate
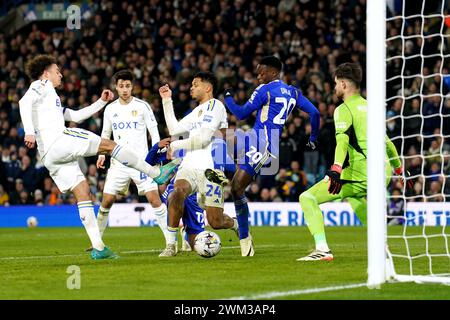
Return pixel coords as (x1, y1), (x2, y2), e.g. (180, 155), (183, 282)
(333, 94), (401, 182)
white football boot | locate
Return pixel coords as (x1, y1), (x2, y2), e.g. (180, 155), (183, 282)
(159, 243), (177, 257)
(296, 250), (334, 261)
(180, 226), (192, 252)
(240, 233), (255, 256)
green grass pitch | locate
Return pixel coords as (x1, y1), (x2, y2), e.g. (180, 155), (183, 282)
(0, 226), (448, 300)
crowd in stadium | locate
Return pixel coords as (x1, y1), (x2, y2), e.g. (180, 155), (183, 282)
(0, 0), (448, 207)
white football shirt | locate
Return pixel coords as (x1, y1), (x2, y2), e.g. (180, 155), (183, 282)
(178, 98), (228, 170)
(102, 97), (159, 164)
(19, 80), (68, 157)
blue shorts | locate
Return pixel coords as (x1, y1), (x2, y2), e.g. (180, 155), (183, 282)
(236, 130), (274, 177)
(162, 179), (205, 235)
(182, 194), (205, 235)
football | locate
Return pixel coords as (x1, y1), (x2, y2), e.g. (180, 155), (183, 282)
(26, 216), (38, 228)
(193, 231), (221, 258)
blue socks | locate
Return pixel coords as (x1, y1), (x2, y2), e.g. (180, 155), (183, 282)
(234, 196), (249, 239)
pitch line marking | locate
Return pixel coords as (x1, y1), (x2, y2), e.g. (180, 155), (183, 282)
(222, 283), (368, 300)
(0, 245), (276, 260)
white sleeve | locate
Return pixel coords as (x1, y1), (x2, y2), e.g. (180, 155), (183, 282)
(170, 127), (215, 153)
(63, 99), (107, 123)
(143, 104), (160, 144)
(19, 89), (37, 136)
(162, 98), (189, 136)
(101, 107), (112, 139)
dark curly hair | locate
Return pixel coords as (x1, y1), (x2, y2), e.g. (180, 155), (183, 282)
(25, 55), (56, 81)
(113, 69), (134, 84)
(334, 62), (363, 88)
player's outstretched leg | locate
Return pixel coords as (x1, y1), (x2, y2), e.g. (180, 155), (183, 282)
(99, 139), (180, 185)
(297, 179), (338, 261)
(228, 169), (254, 257)
(73, 181), (118, 260)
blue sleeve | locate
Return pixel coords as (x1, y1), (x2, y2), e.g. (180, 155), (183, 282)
(224, 86), (267, 120)
(145, 143), (166, 166)
(296, 90), (320, 142)
(145, 143), (161, 166)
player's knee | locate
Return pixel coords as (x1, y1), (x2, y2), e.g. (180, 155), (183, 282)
(299, 192), (310, 205)
(72, 180), (91, 202)
(171, 187), (188, 204)
(101, 195), (115, 208)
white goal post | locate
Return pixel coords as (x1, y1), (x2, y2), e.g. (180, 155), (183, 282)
(367, 0), (450, 287)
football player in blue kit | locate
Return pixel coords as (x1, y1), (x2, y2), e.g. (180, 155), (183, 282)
(146, 136), (236, 252)
(206, 56), (320, 256)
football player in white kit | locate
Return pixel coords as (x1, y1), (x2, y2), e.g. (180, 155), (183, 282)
(94, 70), (170, 248)
(158, 72), (238, 257)
(19, 55), (178, 259)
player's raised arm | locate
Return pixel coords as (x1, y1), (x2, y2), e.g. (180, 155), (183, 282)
(294, 88), (320, 149)
(159, 84), (189, 136)
(18, 89), (37, 149)
(63, 89), (114, 123)
(222, 86), (265, 120)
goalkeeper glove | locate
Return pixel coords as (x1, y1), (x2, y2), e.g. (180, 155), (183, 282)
(326, 164), (343, 194)
(306, 140), (318, 150)
(223, 88), (234, 98)
(394, 167), (414, 190)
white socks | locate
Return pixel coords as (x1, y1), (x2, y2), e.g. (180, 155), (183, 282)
(167, 226), (178, 245)
(111, 144), (160, 178)
(78, 201), (105, 251)
(97, 206), (110, 237)
(153, 204), (170, 245)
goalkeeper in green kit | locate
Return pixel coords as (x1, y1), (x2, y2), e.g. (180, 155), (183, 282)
(297, 62), (413, 261)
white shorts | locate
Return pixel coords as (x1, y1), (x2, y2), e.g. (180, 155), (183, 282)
(104, 161), (158, 196)
(42, 128), (101, 193)
(175, 167), (224, 209)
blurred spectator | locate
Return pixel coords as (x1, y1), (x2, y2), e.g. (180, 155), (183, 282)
(33, 189), (44, 206)
(246, 182), (261, 202)
(46, 184), (63, 205)
(0, 184), (9, 206)
(388, 188), (404, 226)
(19, 190), (31, 205)
(86, 164), (99, 194)
(260, 188), (271, 202)
(9, 179), (25, 205)
(4, 151), (21, 190)
(269, 187), (283, 202)
(19, 155), (37, 192)
(428, 181), (444, 202)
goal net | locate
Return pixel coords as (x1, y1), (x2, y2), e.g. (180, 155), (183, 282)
(368, 0), (450, 286)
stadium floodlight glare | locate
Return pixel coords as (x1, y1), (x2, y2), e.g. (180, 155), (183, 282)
(367, 0), (450, 288)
